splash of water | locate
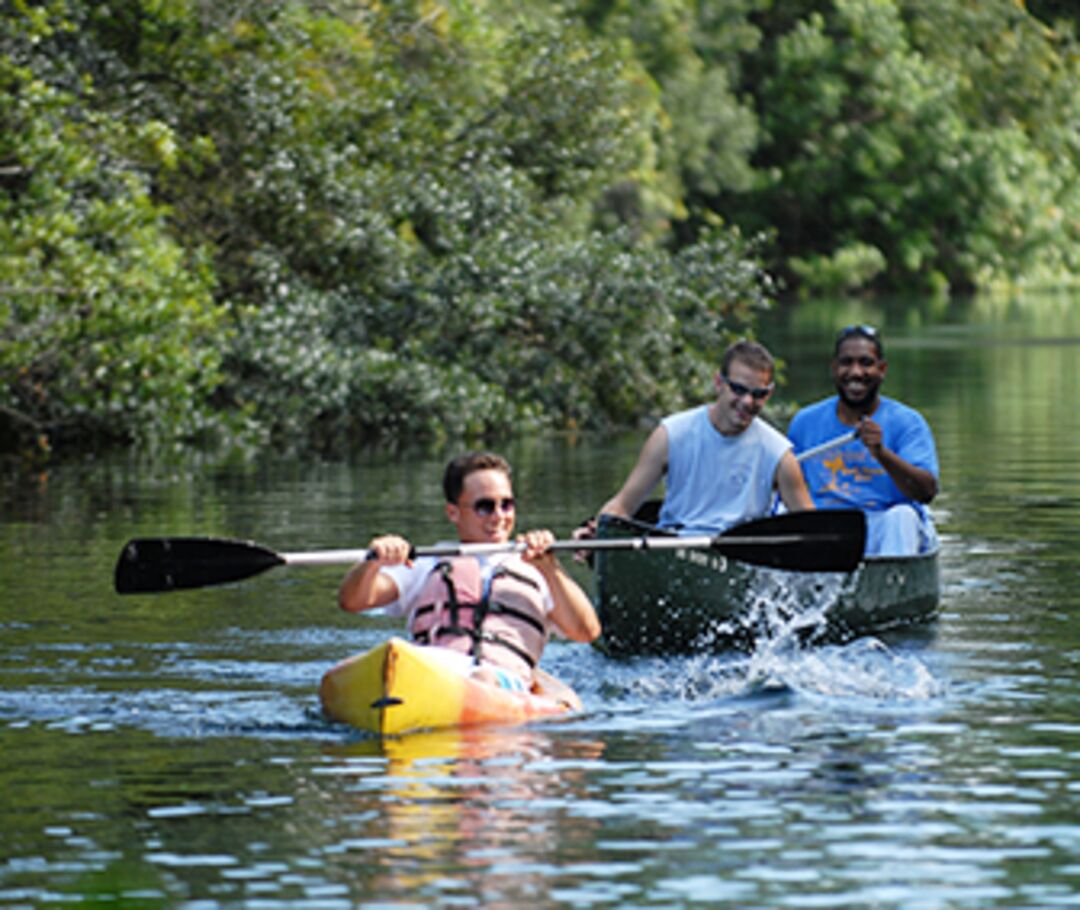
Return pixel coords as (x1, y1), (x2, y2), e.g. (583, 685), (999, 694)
(619, 568), (942, 706)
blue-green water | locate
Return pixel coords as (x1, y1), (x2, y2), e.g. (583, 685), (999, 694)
(2, 293), (1080, 908)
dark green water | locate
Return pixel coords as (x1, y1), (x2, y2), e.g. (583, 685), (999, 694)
(3, 293), (1080, 908)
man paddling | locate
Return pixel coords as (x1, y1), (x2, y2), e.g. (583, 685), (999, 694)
(788, 325), (939, 556)
(339, 451), (600, 691)
(579, 339), (814, 536)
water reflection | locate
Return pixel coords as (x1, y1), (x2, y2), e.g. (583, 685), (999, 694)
(317, 729), (607, 906)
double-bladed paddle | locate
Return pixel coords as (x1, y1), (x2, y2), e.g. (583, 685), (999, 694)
(113, 510), (865, 594)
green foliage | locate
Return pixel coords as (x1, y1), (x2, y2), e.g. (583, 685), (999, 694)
(578, 0), (763, 217)
(229, 195), (772, 451)
(789, 242), (887, 298)
(4, 0), (1078, 458)
(178, 2), (736, 449)
(580, 0), (1080, 295)
(902, 0), (1080, 286)
(3, 0), (769, 455)
(721, 0), (1080, 293)
(0, 1), (227, 453)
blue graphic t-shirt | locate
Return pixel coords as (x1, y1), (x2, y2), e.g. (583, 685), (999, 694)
(788, 396), (939, 514)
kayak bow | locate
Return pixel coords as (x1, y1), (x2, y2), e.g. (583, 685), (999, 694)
(319, 637), (581, 736)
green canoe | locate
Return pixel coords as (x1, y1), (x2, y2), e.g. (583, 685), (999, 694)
(593, 509), (940, 657)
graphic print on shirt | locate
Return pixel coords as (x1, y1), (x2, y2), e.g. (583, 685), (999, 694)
(820, 451), (887, 507)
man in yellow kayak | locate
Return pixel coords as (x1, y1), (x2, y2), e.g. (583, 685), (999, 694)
(338, 451), (600, 691)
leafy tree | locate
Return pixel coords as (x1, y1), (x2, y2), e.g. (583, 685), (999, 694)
(3, 0), (772, 455)
(579, 0), (1079, 295)
(192, 4), (771, 449)
(575, 0), (764, 232)
(0, 1), (227, 454)
(7, 0), (1076, 459)
(720, 0), (1080, 294)
(903, 0), (1080, 284)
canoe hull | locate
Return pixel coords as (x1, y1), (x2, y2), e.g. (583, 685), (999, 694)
(595, 513), (940, 656)
(319, 637), (582, 736)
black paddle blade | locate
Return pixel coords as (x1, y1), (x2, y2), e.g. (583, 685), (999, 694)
(114, 537), (285, 594)
(714, 509), (866, 573)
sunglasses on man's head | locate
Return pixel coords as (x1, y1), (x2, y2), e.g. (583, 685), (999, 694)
(837, 324), (879, 342)
(463, 497), (516, 517)
(834, 323), (884, 358)
(723, 375), (774, 401)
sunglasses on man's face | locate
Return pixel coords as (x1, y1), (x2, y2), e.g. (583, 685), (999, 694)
(463, 497), (516, 517)
(723, 375), (774, 401)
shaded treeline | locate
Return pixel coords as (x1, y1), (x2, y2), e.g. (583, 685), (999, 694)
(2, 0), (1077, 456)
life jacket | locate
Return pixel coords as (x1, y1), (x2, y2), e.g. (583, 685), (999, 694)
(408, 556), (550, 680)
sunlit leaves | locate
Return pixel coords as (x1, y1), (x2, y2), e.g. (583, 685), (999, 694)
(6, 0), (1076, 458)
(731, 0), (1080, 294)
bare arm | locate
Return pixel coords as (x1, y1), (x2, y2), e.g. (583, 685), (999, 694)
(521, 530), (601, 643)
(775, 449), (815, 512)
(858, 417), (938, 503)
(597, 425), (668, 519)
(337, 535), (409, 613)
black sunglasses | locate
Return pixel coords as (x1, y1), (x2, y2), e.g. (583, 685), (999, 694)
(463, 497), (516, 517)
(723, 375), (774, 401)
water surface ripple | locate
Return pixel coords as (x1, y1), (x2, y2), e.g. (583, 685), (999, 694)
(3, 301), (1080, 907)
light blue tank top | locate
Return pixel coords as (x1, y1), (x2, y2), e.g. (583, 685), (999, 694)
(657, 405), (792, 534)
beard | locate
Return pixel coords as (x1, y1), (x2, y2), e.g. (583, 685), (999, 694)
(837, 378), (881, 411)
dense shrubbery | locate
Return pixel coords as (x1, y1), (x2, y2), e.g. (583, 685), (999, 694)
(586, 0), (1080, 295)
(734, 0), (1080, 294)
(2, 0), (1077, 456)
(1, 3), (227, 453)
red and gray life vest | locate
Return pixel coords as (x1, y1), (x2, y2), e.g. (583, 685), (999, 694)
(408, 557), (550, 679)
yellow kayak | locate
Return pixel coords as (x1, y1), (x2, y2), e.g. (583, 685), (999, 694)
(319, 637), (582, 736)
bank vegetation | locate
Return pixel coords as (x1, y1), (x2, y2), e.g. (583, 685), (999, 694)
(3, 0), (1077, 457)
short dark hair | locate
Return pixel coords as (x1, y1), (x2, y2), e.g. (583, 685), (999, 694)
(834, 324), (884, 359)
(442, 451), (512, 503)
(721, 339), (775, 380)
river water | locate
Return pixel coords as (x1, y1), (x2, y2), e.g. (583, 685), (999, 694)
(2, 293), (1079, 908)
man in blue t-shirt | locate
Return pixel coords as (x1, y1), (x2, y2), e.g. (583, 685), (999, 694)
(788, 325), (939, 556)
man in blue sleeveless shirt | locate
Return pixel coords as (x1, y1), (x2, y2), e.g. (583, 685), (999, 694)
(788, 325), (939, 556)
(585, 339), (814, 535)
